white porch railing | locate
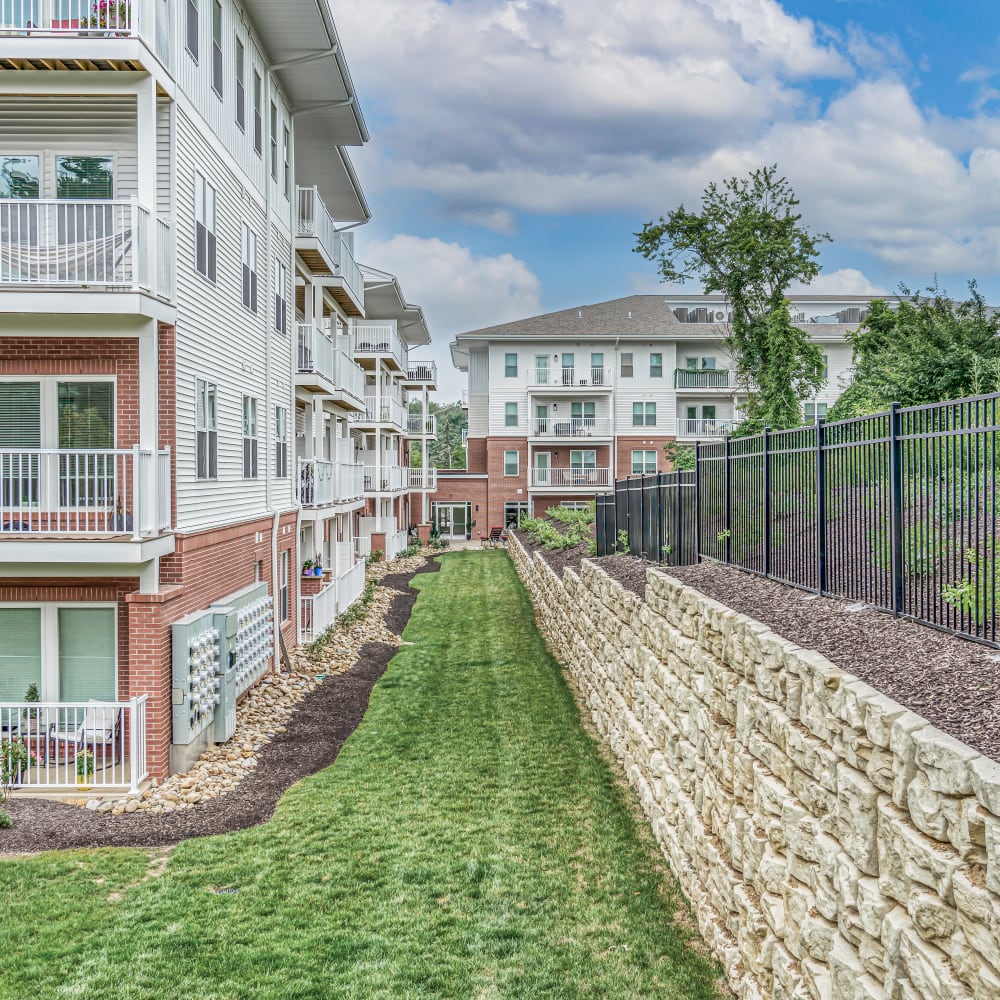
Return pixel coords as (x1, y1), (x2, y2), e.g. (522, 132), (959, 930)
(529, 467), (611, 489)
(677, 418), (738, 438)
(299, 558), (367, 642)
(674, 369), (732, 389)
(353, 321), (407, 371)
(359, 395), (406, 430)
(295, 186), (364, 305)
(408, 467), (438, 491)
(406, 360), (437, 384)
(0, 697), (148, 793)
(354, 534), (371, 560)
(0, 447), (171, 537)
(530, 367), (613, 388)
(0, 199), (169, 294)
(528, 417), (612, 438)
(363, 464), (408, 492)
(297, 458), (364, 508)
(385, 528), (408, 561)
(406, 413), (437, 436)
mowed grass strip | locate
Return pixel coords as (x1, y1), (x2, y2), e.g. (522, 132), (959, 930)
(0, 551), (723, 999)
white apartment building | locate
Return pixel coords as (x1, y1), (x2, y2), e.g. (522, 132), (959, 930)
(432, 293), (890, 535)
(0, 0), (434, 787)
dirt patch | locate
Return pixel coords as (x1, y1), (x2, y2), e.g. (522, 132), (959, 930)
(0, 565), (436, 854)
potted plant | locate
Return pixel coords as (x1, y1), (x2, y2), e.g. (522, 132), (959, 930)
(22, 683), (39, 726)
(85, 0), (131, 35)
(108, 496), (133, 532)
(313, 553), (324, 577)
(76, 749), (95, 790)
(302, 558), (315, 577)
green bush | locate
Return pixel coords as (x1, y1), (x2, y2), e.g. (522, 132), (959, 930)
(0, 808), (10, 829)
(520, 504), (596, 551)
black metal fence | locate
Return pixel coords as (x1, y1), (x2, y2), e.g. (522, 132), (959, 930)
(596, 393), (1000, 648)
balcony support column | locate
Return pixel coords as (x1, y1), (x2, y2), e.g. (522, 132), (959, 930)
(136, 73), (158, 290)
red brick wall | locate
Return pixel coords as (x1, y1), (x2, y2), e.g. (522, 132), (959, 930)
(615, 435), (676, 475)
(431, 474), (489, 533)
(466, 437), (487, 473)
(0, 337), (140, 448)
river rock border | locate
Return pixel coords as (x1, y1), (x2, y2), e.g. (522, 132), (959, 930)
(508, 534), (1000, 1000)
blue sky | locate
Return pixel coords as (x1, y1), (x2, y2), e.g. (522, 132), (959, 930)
(334, 0), (1000, 401)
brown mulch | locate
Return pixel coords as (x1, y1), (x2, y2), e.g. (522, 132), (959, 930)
(0, 562), (438, 854)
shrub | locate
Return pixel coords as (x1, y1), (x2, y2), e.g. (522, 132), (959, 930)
(0, 808), (10, 829)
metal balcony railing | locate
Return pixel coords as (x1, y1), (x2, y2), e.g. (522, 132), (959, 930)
(528, 418), (612, 438)
(406, 360), (438, 384)
(0, 446), (171, 537)
(528, 467), (611, 489)
(529, 367), (613, 388)
(362, 465), (407, 492)
(408, 467), (438, 491)
(406, 414), (437, 436)
(674, 369), (732, 389)
(297, 458), (364, 508)
(352, 321), (407, 371)
(296, 325), (366, 402)
(677, 418), (738, 438)
(295, 186), (364, 305)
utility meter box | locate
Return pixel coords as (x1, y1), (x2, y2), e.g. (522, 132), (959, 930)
(210, 605), (240, 743)
(170, 609), (222, 772)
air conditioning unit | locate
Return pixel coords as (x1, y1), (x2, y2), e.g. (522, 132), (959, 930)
(713, 310), (726, 322)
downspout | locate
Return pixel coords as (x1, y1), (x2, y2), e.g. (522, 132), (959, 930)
(612, 336), (620, 485)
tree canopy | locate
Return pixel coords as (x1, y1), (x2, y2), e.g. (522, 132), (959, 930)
(828, 283), (1000, 420)
(635, 165), (829, 432)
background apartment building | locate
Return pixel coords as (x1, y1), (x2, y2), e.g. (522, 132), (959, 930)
(432, 294), (890, 536)
(0, 0), (435, 787)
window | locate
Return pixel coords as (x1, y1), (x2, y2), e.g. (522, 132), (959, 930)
(270, 101), (278, 180)
(235, 37), (245, 130)
(241, 225), (258, 312)
(195, 378), (217, 479)
(685, 357), (698, 370)
(701, 357), (717, 370)
(534, 355), (549, 384)
(504, 402), (518, 427)
(253, 70), (263, 155)
(804, 402), (828, 421)
(591, 352), (605, 385)
(503, 450), (518, 476)
(620, 352), (634, 377)
(273, 258), (288, 334)
(282, 126), (291, 199)
(185, 0), (198, 61)
(702, 404), (716, 420)
(632, 402), (656, 427)
(569, 451), (596, 483)
(56, 156), (113, 199)
(632, 450), (657, 474)
(0, 380), (113, 451)
(274, 405), (288, 478)
(242, 396), (258, 478)
(821, 353), (830, 379)
(571, 401), (595, 428)
(562, 353), (575, 385)
(279, 550), (289, 623)
(650, 352), (663, 378)
(194, 172), (217, 282)
(211, 0), (223, 96)
(504, 353), (518, 378)
(0, 154), (40, 199)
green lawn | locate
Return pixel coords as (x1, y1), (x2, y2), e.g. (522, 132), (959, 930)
(0, 551), (722, 999)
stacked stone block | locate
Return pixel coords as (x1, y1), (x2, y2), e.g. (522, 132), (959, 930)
(508, 535), (1000, 1000)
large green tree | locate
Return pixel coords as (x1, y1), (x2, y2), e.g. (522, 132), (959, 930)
(635, 165), (829, 432)
(829, 283), (1000, 419)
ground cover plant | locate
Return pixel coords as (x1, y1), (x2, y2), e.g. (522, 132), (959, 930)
(0, 552), (723, 1000)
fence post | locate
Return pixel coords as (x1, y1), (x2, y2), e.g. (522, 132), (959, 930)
(724, 434), (732, 564)
(693, 441), (701, 563)
(763, 427), (771, 579)
(816, 418), (827, 595)
(889, 401), (903, 615)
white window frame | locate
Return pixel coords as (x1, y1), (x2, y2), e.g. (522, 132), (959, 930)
(620, 352), (634, 378)
(235, 35), (245, 131)
(211, 0), (223, 97)
(194, 171), (217, 283)
(504, 401), (518, 427)
(0, 603), (118, 702)
(631, 450), (657, 474)
(241, 224), (258, 312)
(252, 70), (263, 156)
(503, 450), (518, 476)
(0, 376), (116, 449)
(279, 550), (289, 623)
(631, 401), (656, 427)
(804, 402), (828, 422)
(649, 352), (663, 378)
(282, 125), (291, 199)
(185, 0), (199, 62)
(195, 378), (218, 480)
(242, 395), (258, 479)
(504, 352), (518, 378)
(273, 258), (288, 334)
(274, 405), (288, 478)
(269, 101), (278, 181)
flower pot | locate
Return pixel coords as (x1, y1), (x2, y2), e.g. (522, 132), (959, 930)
(76, 779), (91, 791)
(313, 567), (323, 576)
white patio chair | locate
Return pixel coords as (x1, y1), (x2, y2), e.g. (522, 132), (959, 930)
(47, 701), (121, 769)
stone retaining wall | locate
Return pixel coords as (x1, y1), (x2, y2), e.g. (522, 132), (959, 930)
(508, 536), (1000, 1000)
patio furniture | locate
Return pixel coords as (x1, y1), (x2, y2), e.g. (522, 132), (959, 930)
(486, 526), (505, 547)
(47, 702), (122, 769)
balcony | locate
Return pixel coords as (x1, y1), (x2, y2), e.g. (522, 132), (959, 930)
(0, 0), (173, 69)
(0, 697), (148, 794)
(403, 360), (438, 388)
(0, 199), (174, 304)
(352, 320), (407, 372)
(297, 458), (364, 509)
(674, 369), (732, 389)
(528, 418), (612, 439)
(295, 324), (365, 408)
(1, 446), (171, 539)
(676, 418), (738, 439)
(348, 395), (407, 431)
(528, 467), (611, 490)
(298, 560), (365, 642)
(408, 467), (438, 491)
(405, 413), (437, 437)
(528, 367), (613, 391)
(295, 186), (364, 315)
(363, 464), (408, 493)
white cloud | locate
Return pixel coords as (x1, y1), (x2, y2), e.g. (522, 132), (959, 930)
(357, 234), (543, 401)
(788, 268), (888, 295)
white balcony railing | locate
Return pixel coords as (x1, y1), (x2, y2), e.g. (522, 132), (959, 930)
(300, 559), (367, 640)
(406, 413), (437, 436)
(363, 464), (408, 492)
(529, 367), (613, 388)
(528, 467), (611, 489)
(528, 418), (613, 438)
(0, 0), (172, 66)
(358, 395), (407, 430)
(356, 519), (409, 560)
(353, 321), (407, 371)
(296, 325), (365, 402)
(297, 458), (364, 508)
(674, 369), (732, 389)
(0, 447), (171, 537)
(0, 199), (171, 298)
(677, 418), (738, 438)
(295, 186), (364, 305)
(0, 697), (148, 793)
(408, 467), (438, 491)
(354, 534), (371, 560)
(406, 360), (437, 384)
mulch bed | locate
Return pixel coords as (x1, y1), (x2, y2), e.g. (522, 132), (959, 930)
(0, 562), (438, 854)
(518, 527), (1000, 763)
